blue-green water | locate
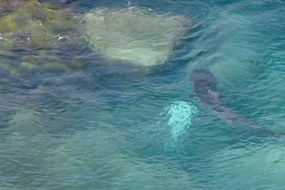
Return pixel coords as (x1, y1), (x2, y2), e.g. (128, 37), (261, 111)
(1, 0), (285, 189)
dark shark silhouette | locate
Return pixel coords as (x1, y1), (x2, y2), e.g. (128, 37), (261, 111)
(190, 69), (254, 124)
(190, 68), (279, 138)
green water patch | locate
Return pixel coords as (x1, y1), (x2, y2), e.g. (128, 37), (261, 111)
(0, 110), (62, 189)
(205, 140), (285, 189)
(229, 61), (285, 134)
(48, 128), (200, 189)
(0, 87), (110, 189)
(190, 9), (258, 88)
(187, 0), (285, 137)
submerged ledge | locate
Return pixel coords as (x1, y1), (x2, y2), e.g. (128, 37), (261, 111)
(82, 7), (190, 67)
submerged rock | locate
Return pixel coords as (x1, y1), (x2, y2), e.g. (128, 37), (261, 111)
(0, 0), (87, 80)
(82, 7), (190, 67)
(49, 129), (199, 189)
(207, 144), (285, 189)
(0, 0), (79, 50)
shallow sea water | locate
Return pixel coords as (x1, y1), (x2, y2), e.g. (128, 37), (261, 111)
(0, 0), (285, 189)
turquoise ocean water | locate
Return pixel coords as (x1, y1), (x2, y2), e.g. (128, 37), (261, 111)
(1, 0), (285, 189)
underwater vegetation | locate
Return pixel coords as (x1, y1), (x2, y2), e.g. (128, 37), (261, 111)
(0, 0), (85, 79)
(0, 0), (78, 49)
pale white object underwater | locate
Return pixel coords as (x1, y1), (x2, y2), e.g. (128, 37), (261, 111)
(166, 101), (197, 141)
(82, 7), (190, 66)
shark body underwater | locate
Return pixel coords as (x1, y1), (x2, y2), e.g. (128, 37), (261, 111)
(190, 69), (280, 138)
(190, 69), (258, 127)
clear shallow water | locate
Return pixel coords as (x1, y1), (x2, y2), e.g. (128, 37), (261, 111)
(0, 0), (285, 189)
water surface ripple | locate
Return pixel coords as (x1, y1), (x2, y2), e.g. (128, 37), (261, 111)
(0, 0), (285, 189)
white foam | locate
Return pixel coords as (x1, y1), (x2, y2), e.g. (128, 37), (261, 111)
(166, 101), (197, 141)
